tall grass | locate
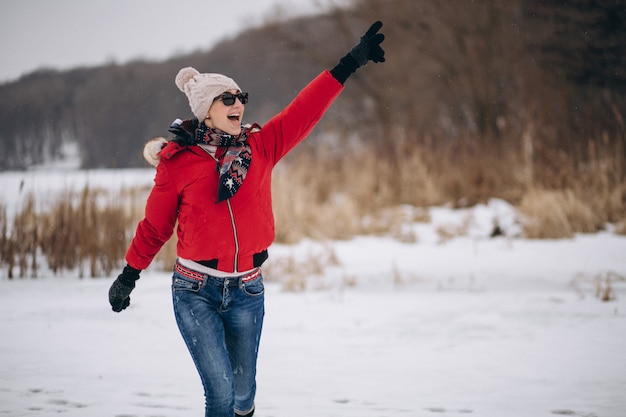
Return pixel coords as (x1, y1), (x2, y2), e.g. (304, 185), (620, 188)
(275, 136), (625, 242)
(0, 187), (142, 278)
(1, 134), (624, 278)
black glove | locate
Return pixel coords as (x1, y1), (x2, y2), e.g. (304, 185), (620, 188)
(109, 264), (141, 312)
(330, 20), (386, 84)
(168, 118), (199, 146)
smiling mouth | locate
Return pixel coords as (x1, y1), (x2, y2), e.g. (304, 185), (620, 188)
(227, 114), (240, 122)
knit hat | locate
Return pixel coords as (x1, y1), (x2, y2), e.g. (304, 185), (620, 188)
(175, 67), (241, 121)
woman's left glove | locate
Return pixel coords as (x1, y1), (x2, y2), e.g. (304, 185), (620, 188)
(108, 265), (141, 312)
(348, 20), (386, 66)
(330, 20), (386, 84)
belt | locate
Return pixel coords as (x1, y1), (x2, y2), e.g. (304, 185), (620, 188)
(174, 262), (261, 283)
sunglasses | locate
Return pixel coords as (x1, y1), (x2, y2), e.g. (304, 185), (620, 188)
(213, 92), (249, 106)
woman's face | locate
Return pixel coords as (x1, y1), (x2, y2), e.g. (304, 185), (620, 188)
(204, 89), (246, 136)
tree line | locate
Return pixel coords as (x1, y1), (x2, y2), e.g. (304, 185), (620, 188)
(0, 0), (624, 175)
(2, 0), (626, 279)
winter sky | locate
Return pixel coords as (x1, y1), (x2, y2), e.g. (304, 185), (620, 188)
(0, 0), (329, 83)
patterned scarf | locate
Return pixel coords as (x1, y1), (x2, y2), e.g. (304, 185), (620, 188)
(168, 119), (252, 202)
(195, 123), (252, 202)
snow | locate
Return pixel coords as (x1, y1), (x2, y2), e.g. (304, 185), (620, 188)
(0, 168), (154, 220)
(1, 168), (625, 417)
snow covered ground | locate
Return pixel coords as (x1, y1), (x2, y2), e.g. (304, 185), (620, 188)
(1, 168), (625, 417)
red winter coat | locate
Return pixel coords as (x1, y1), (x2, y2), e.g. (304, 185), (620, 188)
(125, 70), (343, 272)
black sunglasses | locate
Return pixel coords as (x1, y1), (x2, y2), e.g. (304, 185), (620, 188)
(213, 92), (249, 106)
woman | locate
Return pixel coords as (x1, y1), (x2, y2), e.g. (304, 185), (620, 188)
(109, 21), (385, 417)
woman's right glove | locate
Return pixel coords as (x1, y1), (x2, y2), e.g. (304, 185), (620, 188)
(108, 264), (141, 312)
(330, 20), (386, 84)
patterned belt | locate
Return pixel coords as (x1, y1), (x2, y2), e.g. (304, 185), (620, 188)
(240, 268), (262, 282)
(174, 262), (205, 281)
(175, 262), (261, 283)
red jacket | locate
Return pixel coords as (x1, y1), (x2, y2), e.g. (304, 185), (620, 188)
(125, 70), (343, 272)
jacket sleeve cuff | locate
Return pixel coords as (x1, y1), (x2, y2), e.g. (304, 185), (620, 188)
(330, 54), (360, 84)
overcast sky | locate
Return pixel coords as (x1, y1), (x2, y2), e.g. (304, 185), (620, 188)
(0, 0), (327, 83)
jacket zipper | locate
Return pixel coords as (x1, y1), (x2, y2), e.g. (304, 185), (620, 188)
(202, 146), (240, 272)
(226, 199), (239, 272)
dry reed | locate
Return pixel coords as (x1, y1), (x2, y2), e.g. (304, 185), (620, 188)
(1, 133), (624, 278)
(1, 187), (140, 278)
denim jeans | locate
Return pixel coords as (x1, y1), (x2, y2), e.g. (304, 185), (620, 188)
(172, 265), (264, 417)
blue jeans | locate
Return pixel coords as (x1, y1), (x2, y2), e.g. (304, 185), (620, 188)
(172, 265), (264, 417)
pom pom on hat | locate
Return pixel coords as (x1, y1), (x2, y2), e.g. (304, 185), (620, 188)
(175, 67), (241, 121)
(175, 67), (199, 91)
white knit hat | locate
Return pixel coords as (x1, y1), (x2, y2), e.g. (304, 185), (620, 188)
(175, 67), (241, 121)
